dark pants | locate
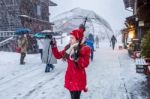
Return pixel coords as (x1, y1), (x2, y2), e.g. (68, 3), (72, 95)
(91, 50), (94, 61)
(112, 43), (115, 50)
(45, 64), (54, 72)
(70, 91), (81, 99)
(39, 49), (43, 59)
(20, 52), (26, 64)
(96, 42), (99, 48)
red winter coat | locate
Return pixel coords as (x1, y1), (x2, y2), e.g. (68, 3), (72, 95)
(52, 44), (91, 91)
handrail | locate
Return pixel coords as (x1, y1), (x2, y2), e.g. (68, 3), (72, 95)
(0, 31), (15, 37)
(0, 37), (14, 47)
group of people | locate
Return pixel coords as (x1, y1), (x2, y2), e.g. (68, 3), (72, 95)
(17, 34), (56, 72)
(17, 25), (117, 99)
(36, 35), (56, 72)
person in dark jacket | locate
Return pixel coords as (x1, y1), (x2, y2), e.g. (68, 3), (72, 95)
(51, 28), (91, 99)
(110, 35), (117, 50)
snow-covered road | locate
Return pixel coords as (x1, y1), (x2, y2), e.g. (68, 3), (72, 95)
(0, 41), (149, 99)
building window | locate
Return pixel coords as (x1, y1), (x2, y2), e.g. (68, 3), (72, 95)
(37, 5), (41, 16)
(5, 0), (13, 5)
(32, 4), (37, 17)
(0, 16), (2, 20)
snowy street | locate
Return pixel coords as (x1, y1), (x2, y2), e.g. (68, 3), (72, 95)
(0, 0), (150, 99)
(0, 41), (149, 99)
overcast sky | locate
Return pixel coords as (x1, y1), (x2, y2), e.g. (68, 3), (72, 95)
(50, 0), (132, 32)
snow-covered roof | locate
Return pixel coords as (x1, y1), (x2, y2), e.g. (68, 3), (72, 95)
(49, 0), (57, 6)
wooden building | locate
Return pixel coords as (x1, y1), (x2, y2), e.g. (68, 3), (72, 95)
(0, 0), (57, 32)
(123, 0), (150, 39)
(123, 0), (150, 54)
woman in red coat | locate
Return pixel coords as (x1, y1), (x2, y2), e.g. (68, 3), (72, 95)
(51, 28), (91, 99)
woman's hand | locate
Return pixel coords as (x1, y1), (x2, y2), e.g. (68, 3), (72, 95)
(50, 38), (57, 48)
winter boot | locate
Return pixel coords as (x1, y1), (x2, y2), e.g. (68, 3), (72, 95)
(20, 53), (26, 65)
(45, 64), (50, 72)
(51, 64), (55, 70)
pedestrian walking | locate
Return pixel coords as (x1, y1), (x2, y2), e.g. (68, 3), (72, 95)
(85, 37), (94, 61)
(42, 35), (57, 72)
(88, 33), (94, 43)
(37, 38), (44, 60)
(110, 35), (117, 50)
(51, 28), (91, 99)
(95, 35), (99, 48)
(18, 34), (28, 65)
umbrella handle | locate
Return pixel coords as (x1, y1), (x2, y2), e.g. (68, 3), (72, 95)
(83, 17), (88, 26)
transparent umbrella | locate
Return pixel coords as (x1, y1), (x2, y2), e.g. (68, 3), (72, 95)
(52, 8), (114, 40)
(41, 30), (52, 33)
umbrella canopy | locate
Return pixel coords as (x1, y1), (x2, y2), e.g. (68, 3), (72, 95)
(52, 8), (113, 40)
(41, 30), (52, 33)
(34, 33), (46, 38)
(15, 28), (31, 35)
(34, 31), (57, 39)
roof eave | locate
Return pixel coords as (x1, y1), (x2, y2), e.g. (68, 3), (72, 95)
(49, 0), (58, 6)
